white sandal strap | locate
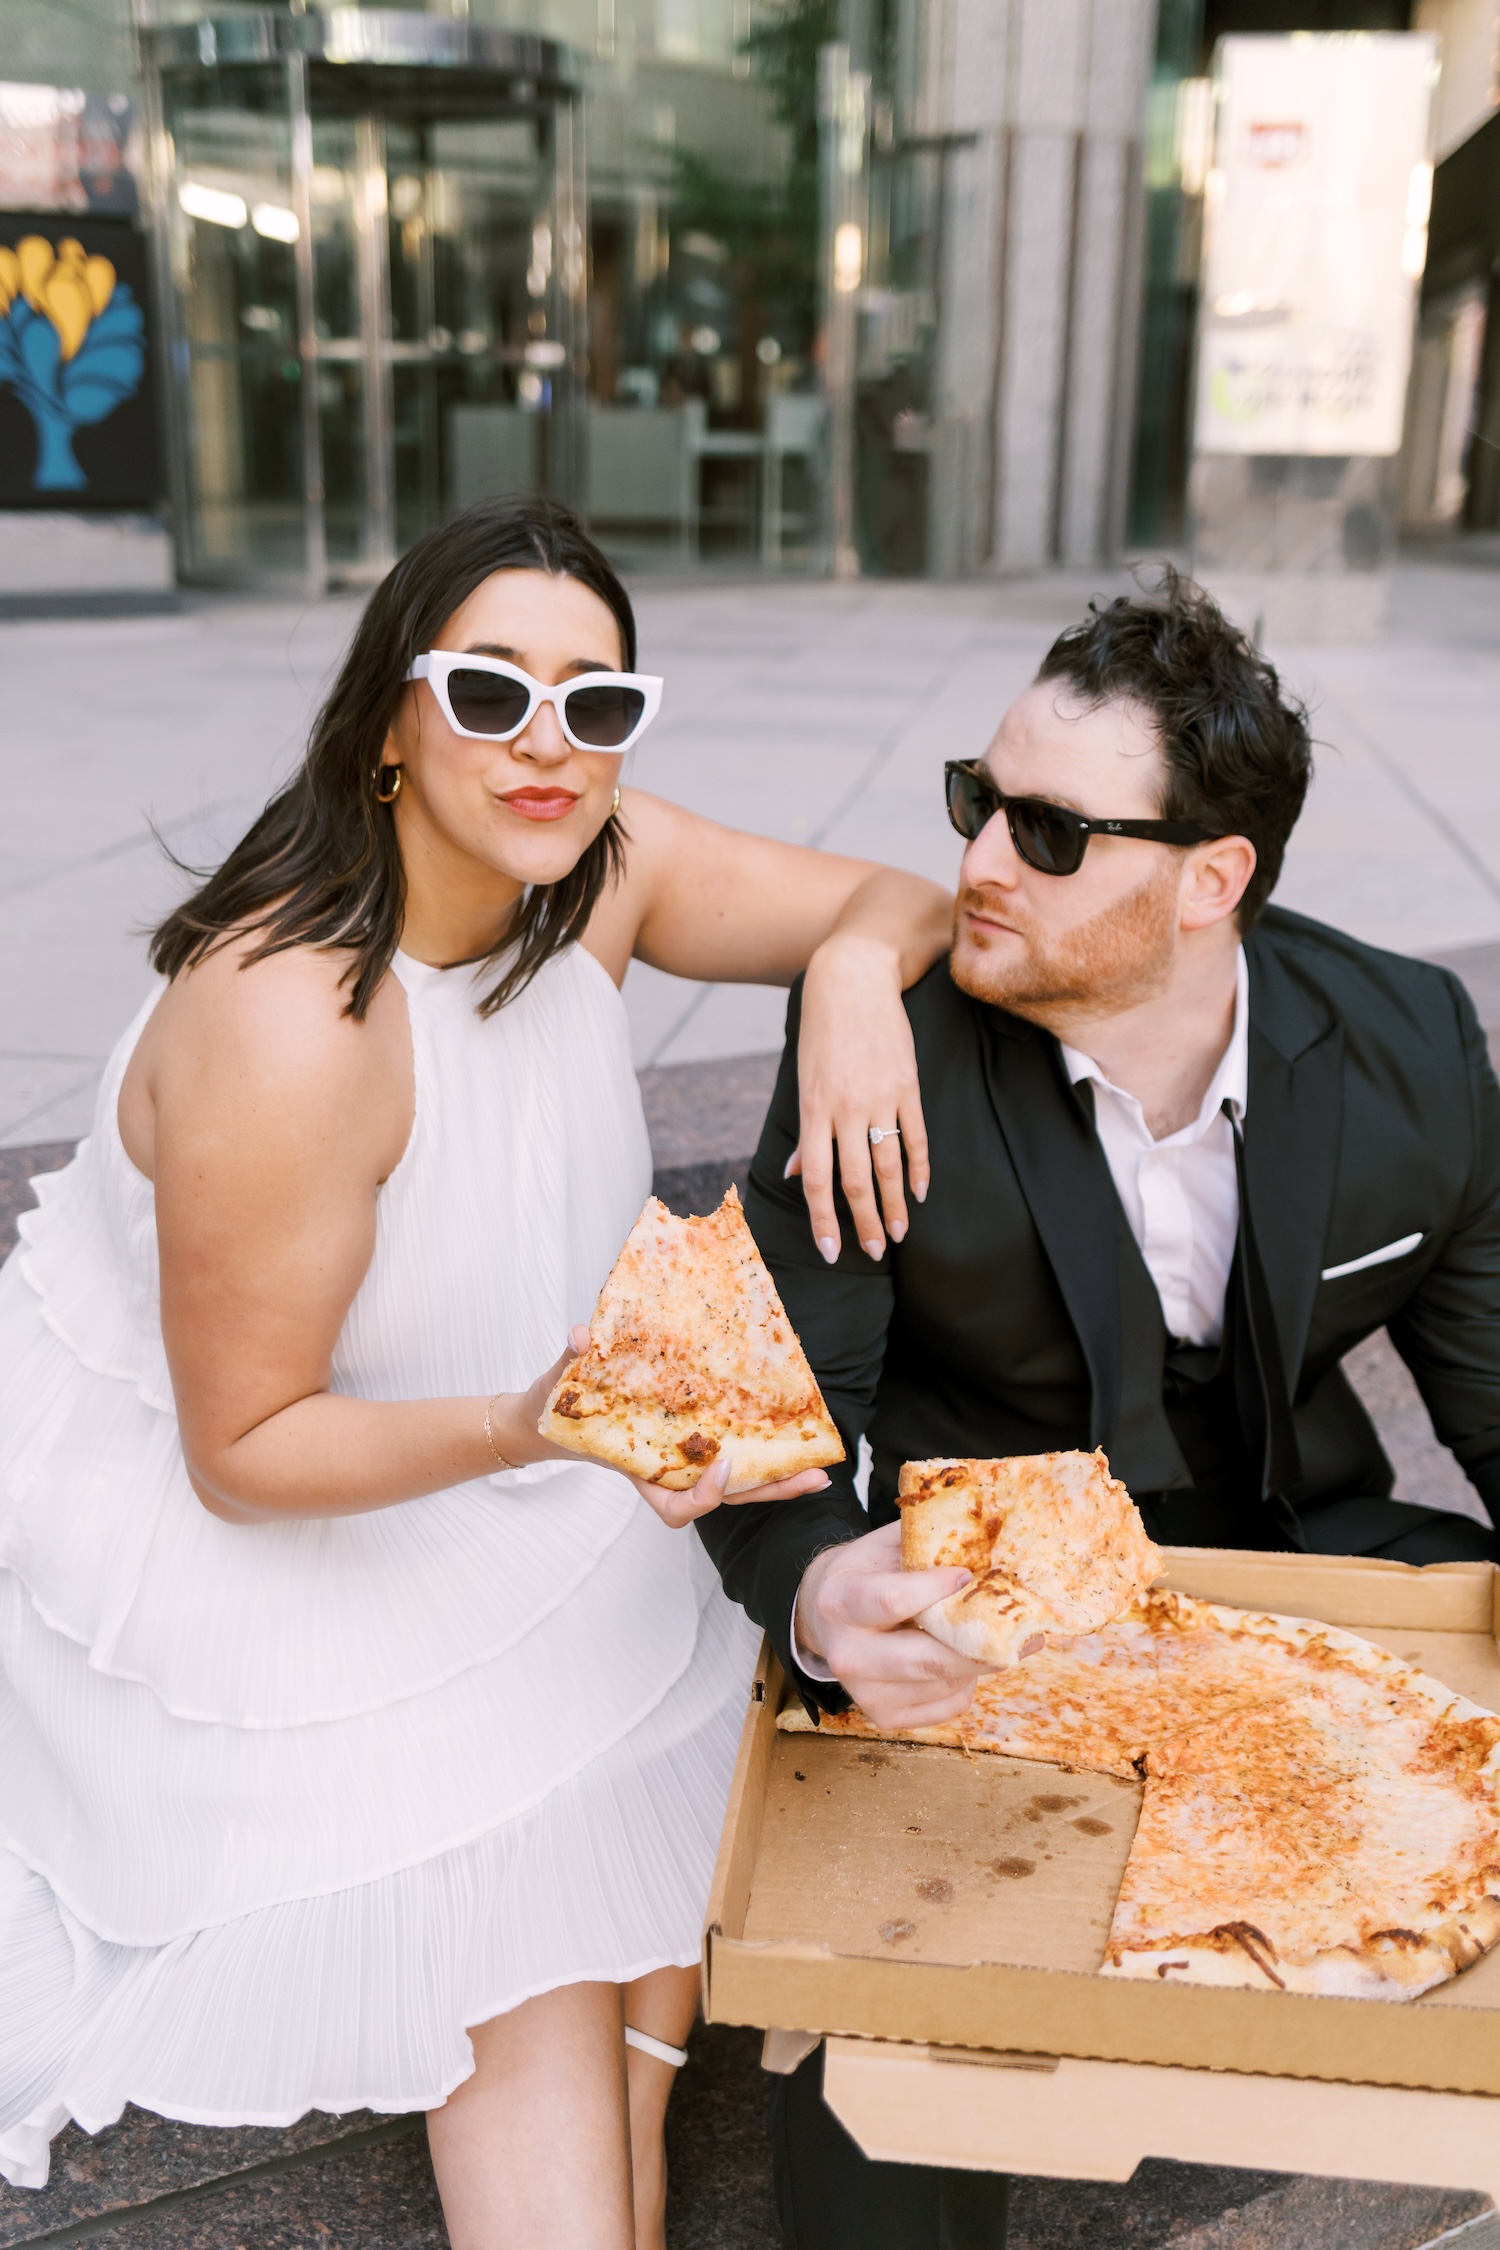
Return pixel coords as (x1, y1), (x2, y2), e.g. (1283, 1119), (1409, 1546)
(625, 2025), (689, 2068)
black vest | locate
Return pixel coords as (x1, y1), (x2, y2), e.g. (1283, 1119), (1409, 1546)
(1107, 1205), (1289, 1551)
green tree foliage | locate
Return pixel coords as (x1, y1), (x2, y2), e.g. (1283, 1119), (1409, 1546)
(740, 0), (839, 174)
(670, 0), (839, 355)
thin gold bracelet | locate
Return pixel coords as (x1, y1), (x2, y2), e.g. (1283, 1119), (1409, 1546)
(483, 1394), (520, 1471)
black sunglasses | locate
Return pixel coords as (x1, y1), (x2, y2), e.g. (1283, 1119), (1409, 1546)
(944, 760), (1219, 876)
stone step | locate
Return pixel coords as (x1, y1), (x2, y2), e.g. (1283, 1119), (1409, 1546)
(1, 2029), (1493, 2248)
(0, 2112), (434, 2248)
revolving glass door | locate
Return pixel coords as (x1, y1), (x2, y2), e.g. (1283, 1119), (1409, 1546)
(140, 13), (584, 591)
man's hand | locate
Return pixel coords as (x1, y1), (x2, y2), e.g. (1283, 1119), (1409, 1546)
(794, 1520), (989, 1728)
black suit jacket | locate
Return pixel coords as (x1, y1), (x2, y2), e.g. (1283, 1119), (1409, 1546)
(696, 909), (1500, 1705)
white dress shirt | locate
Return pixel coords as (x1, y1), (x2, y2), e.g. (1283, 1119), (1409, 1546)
(1060, 946), (1249, 1347)
(792, 951), (1250, 1682)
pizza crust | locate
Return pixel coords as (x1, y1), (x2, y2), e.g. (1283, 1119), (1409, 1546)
(539, 1187), (844, 1492)
(1103, 1932), (1467, 1999)
(899, 1450), (1162, 1668)
(541, 1403), (844, 1492)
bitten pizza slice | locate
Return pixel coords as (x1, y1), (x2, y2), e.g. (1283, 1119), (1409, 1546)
(899, 1450), (1162, 1668)
(538, 1186), (845, 1492)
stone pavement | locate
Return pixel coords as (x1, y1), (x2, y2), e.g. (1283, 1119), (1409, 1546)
(0, 2025), (1494, 2250)
(3, 552), (1500, 1144)
(4, 555), (1500, 2245)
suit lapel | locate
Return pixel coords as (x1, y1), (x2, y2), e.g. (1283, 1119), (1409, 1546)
(1244, 938), (1345, 1397)
(969, 933), (1343, 1467)
(976, 1010), (1123, 1447)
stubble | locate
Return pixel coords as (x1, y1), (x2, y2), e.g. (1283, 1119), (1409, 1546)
(950, 860), (1181, 1029)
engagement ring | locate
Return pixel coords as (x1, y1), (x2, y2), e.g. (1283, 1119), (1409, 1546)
(868, 1125), (900, 1145)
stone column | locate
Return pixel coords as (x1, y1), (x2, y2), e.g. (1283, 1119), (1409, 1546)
(908, 0), (1154, 575)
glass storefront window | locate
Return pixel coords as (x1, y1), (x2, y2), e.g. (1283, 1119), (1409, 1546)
(162, 63), (304, 579)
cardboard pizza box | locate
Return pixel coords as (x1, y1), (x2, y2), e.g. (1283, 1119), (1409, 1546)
(816, 2038), (1500, 2202)
(702, 1548), (1500, 2121)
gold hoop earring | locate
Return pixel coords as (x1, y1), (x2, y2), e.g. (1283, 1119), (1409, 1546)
(610, 786), (621, 817)
(375, 764), (403, 804)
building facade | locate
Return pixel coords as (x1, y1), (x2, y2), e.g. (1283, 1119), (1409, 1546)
(5, 0), (1495, 595)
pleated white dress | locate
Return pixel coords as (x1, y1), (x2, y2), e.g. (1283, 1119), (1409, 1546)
(0, 943), (761, 2191)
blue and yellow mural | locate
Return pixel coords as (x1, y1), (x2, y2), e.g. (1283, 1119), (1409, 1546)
(0, 217), (159, 508)
(0, 235), (145, 490)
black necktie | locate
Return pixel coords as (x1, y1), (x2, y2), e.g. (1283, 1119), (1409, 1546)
(1226, 1102), (1306, 1550)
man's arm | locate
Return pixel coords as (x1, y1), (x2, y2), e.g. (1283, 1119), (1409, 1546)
(695, 983), (889, 1707)
(1388, 976), (1500, 1523)
(695, 980), (988, 1730)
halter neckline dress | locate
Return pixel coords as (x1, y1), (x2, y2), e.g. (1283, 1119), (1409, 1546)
(0, 943), (759, 2190)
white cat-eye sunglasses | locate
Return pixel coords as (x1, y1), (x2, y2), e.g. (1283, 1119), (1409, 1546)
(405, 651), (663, 754)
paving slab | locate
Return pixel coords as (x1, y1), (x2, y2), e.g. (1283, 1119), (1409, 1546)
(1156, 2177), (1495, 2250)
(0, 2113), (420, 2249)
(46, 2124), (441, 2250)
(664, 2025), (780, 2250)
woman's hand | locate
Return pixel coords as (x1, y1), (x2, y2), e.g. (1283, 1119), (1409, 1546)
(498, 1330), (833, 1531)
(790, 925), (931, 1264)
(628, 1456), (833, 1532)
(495, 1333), (594, 1469)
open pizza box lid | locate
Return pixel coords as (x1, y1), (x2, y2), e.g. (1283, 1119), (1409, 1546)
(702, 1548), (1500, 2193)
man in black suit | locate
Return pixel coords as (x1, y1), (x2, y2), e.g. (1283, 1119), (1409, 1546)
(697, 573), (1500, 2250)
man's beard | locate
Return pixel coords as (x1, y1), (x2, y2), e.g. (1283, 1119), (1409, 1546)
(950, 861), (1180, 1027)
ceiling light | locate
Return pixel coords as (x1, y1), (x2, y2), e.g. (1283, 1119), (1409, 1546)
(833, 222), (863, 294)
(180, 181), (247, 229)
(251, 202), (299, 243)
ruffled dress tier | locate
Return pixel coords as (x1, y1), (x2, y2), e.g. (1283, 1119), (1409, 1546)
(0, 945), (761, 2190)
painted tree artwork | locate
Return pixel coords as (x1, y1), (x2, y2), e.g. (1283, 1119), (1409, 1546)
(0, 234), (147, 492)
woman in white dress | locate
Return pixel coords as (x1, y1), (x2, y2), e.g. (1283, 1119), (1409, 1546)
(0, 498), (948, 2244)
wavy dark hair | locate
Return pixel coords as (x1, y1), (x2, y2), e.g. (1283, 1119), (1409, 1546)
(1036, 565), (1312, 929)
(150, 496), (634, 1019)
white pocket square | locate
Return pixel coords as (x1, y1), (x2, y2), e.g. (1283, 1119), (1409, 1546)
(1321, 1232), (1423, 1282)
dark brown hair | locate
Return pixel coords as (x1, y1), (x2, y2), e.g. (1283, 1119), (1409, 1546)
(1035, 566), (1312, 929)
(151, 495), (634, 1018)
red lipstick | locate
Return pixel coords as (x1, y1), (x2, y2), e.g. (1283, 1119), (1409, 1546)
(499, 787), (580, 823)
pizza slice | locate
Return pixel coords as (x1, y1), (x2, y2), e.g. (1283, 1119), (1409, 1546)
(898, 1450), (1163, 1668)
(1102, 1666), (1500, 1999)
(779, 1591), (1248, 1776)
(538, 1186), (845, 1493)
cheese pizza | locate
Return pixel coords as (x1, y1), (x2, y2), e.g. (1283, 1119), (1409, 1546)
(539, 1186), (844, 1492)
(780, 1588), (1500, 2001)
(898, 1450), (1162, 1667)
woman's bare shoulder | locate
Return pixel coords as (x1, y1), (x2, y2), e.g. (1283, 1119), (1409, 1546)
(122, 933), (412, 1183)
(580, 787), (694, 982)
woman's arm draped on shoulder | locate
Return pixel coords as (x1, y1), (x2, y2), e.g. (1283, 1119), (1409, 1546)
(587, 787), (947, 988)
(585, 788), (953, 1256)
